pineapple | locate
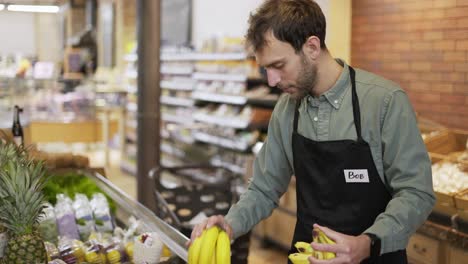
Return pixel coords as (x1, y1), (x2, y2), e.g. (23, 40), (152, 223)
(0, 141), (50, 263)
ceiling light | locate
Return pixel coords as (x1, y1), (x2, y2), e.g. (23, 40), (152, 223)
(0, 4), (5, 11)
(7, 4), (60, 13)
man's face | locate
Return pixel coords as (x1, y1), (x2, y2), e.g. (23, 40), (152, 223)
(256, 32), (317, 100)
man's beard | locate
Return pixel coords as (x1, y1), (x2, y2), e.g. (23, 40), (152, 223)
(293, 55), (318, 100)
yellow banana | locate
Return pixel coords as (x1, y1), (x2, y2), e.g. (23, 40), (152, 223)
(288, 253), (311, 264)
(294, 241), (314, 254)
(314, 251), (324, 260)
(317, 231), (336, 259)
(198, 227), (220, 264)
(188, 230), (205, 264)
(216, 230), (231, 264)
(211, 249), (216, 264)
(318, 230), (336, 245)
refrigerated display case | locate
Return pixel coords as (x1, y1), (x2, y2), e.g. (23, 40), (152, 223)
(50, 168), (189, 263)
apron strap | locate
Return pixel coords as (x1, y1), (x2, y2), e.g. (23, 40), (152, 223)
(293, 66), (362, 140)
(349, 67), (363, 141)
(293, 100), (300, 133)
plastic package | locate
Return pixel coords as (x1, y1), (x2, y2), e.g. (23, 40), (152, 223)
(133, 232), (164, 264)
(83, 240), (106, 264)
(73, 193), (96, 240)
(90, 193), (114, 233)
(48, 259), (67, 264)
(44, 241), (60, 261)
(55, 194), (80, 240)
(103, 238), (128, 264)
(38, 203), (59, 244)
(57, 237), (85, 264)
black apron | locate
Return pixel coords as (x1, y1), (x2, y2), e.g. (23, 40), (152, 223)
(288, 67), (407, 263)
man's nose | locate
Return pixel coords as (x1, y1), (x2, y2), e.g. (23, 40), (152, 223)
(266, 69), (281, 87)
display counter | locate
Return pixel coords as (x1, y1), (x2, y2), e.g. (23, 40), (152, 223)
(55, 168), (189, 263)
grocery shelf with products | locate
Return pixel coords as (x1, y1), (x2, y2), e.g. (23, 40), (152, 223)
(122, 46), (278, 181)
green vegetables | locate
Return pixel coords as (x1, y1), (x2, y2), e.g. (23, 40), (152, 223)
(43, 172), (116, 214)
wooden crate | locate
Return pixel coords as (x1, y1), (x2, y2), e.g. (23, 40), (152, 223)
(420, 125), (447, 144)
(455, 189), (468, 222)
(425, 130), (468, 155)
(407, 233), (441, 264)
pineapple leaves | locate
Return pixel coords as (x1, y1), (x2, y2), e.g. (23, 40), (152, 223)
(0, 141), (51, 236)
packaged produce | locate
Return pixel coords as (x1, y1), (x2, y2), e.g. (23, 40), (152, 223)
(44, 241), (60, 261)
(133, 232), (164, 264)
(39, 203), (59, 244)
(83, 240), (106, 264)
(48, 259), (67, 264)
(90, 193), (114, 233)
(73, 193), (96, 240)
(57, 237), (85, 263)
(103, 238), (128, 264)
(55, 194), (80, 240)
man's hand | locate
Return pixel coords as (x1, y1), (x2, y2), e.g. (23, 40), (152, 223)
(187, 215), (233, 247)
(308, 224), (371, 264)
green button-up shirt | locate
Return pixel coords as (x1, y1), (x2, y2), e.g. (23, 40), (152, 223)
(225, 60), (435, 254)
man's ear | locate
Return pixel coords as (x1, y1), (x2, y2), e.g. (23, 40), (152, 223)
(303, 36), (321, 60)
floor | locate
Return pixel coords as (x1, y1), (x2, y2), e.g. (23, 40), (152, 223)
(85, 149), (289, 264)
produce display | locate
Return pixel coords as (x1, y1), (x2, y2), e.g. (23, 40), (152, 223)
(187, 226), (231, 264)
(39, 172), (169, 264)
(432, 162), (468, 195)
(288, 228), (336, 263)
(0, 145), (176, 264)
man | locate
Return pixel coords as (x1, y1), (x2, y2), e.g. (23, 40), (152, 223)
(190, 0), (435, 263)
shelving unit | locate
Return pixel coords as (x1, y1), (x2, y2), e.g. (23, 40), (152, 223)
(121, 48), (278, 181)
(121, 53), (139, 175)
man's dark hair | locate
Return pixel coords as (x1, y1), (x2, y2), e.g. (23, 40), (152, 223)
(246, 0), (327, 53)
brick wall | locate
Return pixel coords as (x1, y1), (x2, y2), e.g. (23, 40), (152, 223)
(351, 0), (468, 130)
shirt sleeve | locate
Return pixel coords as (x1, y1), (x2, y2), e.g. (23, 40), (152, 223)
(364, 90), (436, 254)
(225, 97), (294, 239)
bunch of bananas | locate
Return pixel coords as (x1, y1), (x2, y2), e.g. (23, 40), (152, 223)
(188, 226), (231, 264)
(288, 229), (336, 264)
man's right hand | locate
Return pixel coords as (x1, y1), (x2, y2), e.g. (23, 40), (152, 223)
(188, 215), (233, 246)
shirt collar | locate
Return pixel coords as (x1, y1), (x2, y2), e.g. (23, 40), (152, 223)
(304, 59), (351, 109)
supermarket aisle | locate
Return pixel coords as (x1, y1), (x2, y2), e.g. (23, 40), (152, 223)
(86, 149), (288, 263)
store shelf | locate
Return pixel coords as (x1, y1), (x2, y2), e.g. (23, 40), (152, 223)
(120, 158), (137, 176)
(126, 119), (137, 130)
(160, 80), (193, 91)
(161, 129), (194, 144)
(161, 143), (185, 158)
(160, 67), (193, 75)
(193, 131), (250, 152)
(126, 131), (137, 143)
(192, 72), (247, 82)
(161, 113), (193, 125)
(126, 102), (137, 112)
(161, 52), (247, 61)
(160, 96), (194, 107)
(126, 143), (137, 157)
(126, 84), (137, 94)
(211, 159), (246, 175)
(193, 112), (249, 129)
(192, 91), (247, 105)
(125, 70), (138, 79)
(124, 54), (138, 62)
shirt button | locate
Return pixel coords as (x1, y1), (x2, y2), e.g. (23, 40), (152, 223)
(313, 117), (318, 121)
(334, 100), (338, 104)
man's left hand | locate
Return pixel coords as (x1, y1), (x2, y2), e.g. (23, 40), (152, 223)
(308, 223), (371, 264)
